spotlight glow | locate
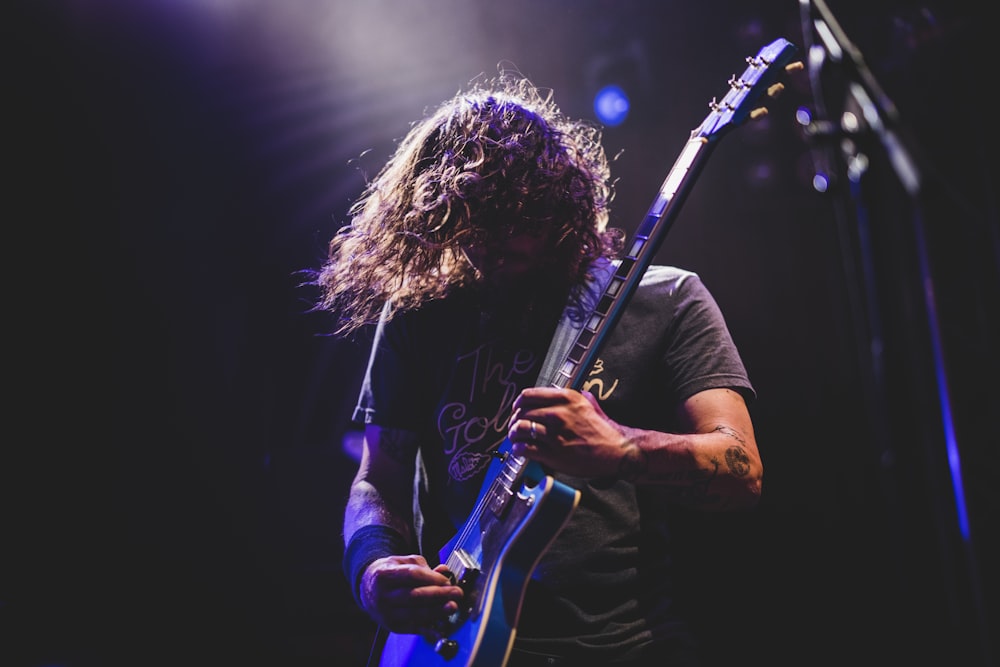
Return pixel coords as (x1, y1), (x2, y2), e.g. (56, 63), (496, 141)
(594, 85), (630, 127)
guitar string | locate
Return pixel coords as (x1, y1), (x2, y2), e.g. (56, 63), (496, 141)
(445, 444), (523, 574)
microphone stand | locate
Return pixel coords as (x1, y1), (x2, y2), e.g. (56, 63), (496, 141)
(798, 1), (991, 664)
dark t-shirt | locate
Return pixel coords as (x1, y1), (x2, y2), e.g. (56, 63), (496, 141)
(353, 265), (754, 663)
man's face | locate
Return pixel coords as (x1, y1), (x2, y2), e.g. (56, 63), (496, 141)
(460, 230), (565, 316)
(462, 231), (553, 291)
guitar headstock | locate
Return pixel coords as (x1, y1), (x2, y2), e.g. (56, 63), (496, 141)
(695, 37), (804, 141)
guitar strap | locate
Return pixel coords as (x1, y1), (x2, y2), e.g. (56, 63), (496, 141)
(535, 256), (616, 388)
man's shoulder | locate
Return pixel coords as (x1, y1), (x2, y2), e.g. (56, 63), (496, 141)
(638, 264), (700, 292)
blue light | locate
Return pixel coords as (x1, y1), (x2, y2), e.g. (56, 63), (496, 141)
(812, 172), (830, 193)
(593, 85), (630, 127)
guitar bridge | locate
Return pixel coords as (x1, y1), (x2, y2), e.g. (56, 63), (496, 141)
(450, 549), (480, 588)
(446, 548), (482, 622)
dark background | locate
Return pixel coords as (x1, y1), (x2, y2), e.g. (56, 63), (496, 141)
(8, 1), (997, 666)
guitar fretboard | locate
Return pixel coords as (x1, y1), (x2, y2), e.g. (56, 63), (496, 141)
(550, 137), (710, 391)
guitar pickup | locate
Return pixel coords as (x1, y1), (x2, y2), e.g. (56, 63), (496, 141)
(487, 463), (522, 517)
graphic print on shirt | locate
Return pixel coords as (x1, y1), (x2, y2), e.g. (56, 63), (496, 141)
(582, 357), (620, 401)
(437, 339), (541, 482)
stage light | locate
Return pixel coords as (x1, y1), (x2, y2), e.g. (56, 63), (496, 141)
(593, 85), (630, 127)
(583, 39), (649, 128)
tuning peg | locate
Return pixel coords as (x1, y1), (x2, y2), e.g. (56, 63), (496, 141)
(749, 107), (769, 121)
(767, 82), (786, 98)
(785, 61), (805, 74)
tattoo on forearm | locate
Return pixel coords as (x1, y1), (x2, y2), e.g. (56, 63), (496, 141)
(725, 446), (751, 477)
(713, 424), (747, 447)
(618, 442), (647, 481)
(712, 425), (751, 478)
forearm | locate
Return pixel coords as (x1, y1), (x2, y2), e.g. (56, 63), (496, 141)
(621, 424), (762, 510)
(343, 479), (416, 546)
(344, 424), (420, 545)
(342, 478), (418, 609)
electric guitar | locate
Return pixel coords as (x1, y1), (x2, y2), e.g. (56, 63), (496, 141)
(375, 37), (803, 667)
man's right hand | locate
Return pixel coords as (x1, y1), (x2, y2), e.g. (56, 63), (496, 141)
(359, 554), (465, 634)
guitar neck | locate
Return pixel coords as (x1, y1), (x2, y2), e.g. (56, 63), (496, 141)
(498, 35), (800, 509)
(548, 36), (801, 390)
(550, 135), (714, 391)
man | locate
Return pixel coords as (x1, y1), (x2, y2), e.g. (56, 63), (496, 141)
(313, 73), (762, 665)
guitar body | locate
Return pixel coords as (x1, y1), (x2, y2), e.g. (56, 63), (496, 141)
(378, 445), (581, 667)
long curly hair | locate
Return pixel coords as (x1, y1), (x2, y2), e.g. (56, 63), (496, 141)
(312, 73), (623, 336)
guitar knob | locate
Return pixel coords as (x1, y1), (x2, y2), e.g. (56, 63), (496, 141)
(434, 638), (459, 660)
